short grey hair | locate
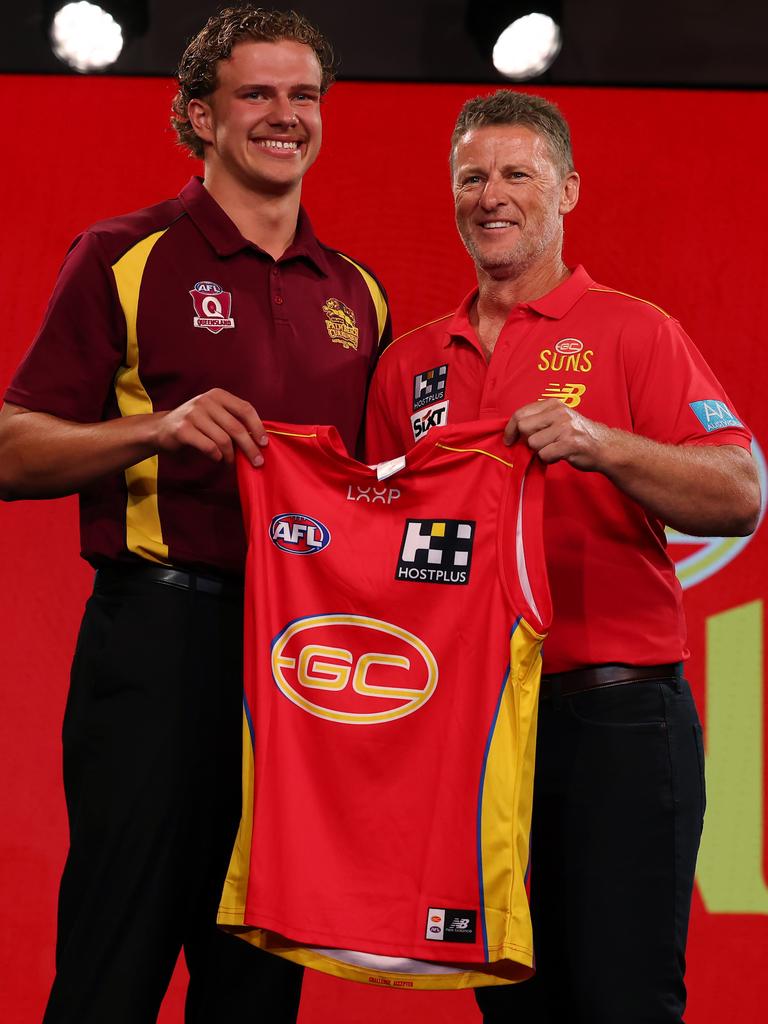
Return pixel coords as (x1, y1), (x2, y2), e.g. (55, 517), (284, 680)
(451, 90), (574, 178)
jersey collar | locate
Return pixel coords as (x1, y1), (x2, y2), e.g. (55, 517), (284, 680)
(178, 177), (330, 275)
(444, 264), (595, 347)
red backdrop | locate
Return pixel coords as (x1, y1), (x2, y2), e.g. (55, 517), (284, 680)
(1, 75), (766, 1022)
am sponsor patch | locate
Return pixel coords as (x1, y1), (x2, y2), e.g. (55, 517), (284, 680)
(411, 399), (449, 442)
(425, 907), (477, 943)
(395, 518), (475, 585)
(690, 400), (743, 433)
(413, 364), (448, 410)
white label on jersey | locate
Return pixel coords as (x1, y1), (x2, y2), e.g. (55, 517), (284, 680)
(410, 399), (449, 443)
(375, 455), (406, 481)
(425, 907), (445, 941)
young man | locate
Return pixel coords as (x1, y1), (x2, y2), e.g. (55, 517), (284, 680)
(0, 6), (389, 1022)
(365, 91), (759, 1023)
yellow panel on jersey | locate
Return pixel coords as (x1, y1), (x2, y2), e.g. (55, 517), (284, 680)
(218, 419), (551, 989)
(111, 229), (169, 564)
(219, 707), (256, 916)
(478, 617), (544, 965)
(338, 252), (389, 344)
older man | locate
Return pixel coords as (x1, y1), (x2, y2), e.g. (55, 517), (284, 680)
(0, 6), (388, 1023)
(365, 91), (759, 1023)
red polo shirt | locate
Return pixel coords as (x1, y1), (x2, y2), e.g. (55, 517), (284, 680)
(6, 177), (390, 574)
(365, 266), (751, 671)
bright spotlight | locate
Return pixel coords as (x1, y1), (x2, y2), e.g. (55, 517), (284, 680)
(49, 2), (124, 73)
(493, 13), (562, 80)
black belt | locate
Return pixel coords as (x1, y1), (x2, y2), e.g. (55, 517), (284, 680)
(94, 562), (244, 597)
(540, 662), (683, 698)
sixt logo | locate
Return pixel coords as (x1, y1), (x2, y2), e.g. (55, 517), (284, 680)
(410, 399), (449, 442)
(269, 514), (331, 554)
(271, 614), (438, 724)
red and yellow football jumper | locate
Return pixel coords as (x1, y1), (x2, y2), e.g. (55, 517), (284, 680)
(218, 419), (551, 989)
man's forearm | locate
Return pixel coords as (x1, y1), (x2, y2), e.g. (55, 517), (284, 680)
(0, 404), (162, 500)
(506, 399), (761, 537)
(593, 428), (760, 537)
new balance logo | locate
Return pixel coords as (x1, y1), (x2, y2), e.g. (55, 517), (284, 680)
(425, 907), (477, 943)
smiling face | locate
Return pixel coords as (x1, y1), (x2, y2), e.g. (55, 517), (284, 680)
(452, 124), (579, 278)
(188, 39), (323, 196)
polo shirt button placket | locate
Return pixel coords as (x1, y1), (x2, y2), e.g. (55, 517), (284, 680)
(271, 265), (284, 307)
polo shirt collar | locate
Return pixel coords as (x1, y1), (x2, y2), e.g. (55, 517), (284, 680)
(443, 265), (595, 347)
(178, 176), (330, 275)
(525, 265), (594, 318)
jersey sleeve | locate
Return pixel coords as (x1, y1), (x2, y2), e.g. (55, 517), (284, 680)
(4, 230), (126, 422)
(623, 315), (752, 449)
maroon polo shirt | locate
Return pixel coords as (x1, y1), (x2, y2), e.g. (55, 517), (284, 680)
(6, 177), (391, 574)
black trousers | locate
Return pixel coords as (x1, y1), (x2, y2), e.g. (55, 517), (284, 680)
(476, 672), (706, 1024)
(43, 570), (303, 1024)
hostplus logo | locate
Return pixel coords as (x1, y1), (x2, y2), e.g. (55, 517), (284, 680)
(395, 519), (475, 585)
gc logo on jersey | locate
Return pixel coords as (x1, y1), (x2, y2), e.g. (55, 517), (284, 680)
(396, 519), (475, 585)
(189, 281), (235, 334)
(272, 614), (438, 724)
(413, 364), (448, 410)
(411, 400), (449, 442)
(270, 514), (331, 554)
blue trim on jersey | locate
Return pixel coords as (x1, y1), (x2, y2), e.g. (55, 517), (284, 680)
(243, 693), (255, 748)
(476, 616), (521, 961)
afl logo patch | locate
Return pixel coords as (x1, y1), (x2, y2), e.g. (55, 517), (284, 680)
(270, 513), (331, 554)
(272, 614), (438, 724)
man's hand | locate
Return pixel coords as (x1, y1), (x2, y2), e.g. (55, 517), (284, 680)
(0, 389), (270, 501)
(503, 399), (611, 471)
(154, 388), (268, 466)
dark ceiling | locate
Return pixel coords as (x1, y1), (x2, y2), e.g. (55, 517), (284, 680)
(4, 0), (768, 87)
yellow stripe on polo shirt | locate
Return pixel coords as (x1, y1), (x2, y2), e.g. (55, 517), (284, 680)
(112, 229), (170, 564)
(338, 252), (389, 344)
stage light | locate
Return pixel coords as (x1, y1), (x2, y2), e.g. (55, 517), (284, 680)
(493, 12), (561, 80)
(44, 1), (149, 73)
(49, 3), (123, 72)
(465, 2), (563, 80)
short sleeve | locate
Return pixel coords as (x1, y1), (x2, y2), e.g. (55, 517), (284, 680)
(4, 230), (126, 423)
(624, 316), (752, 449)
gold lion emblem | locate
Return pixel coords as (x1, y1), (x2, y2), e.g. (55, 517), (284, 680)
(323, 297), (359, 351)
